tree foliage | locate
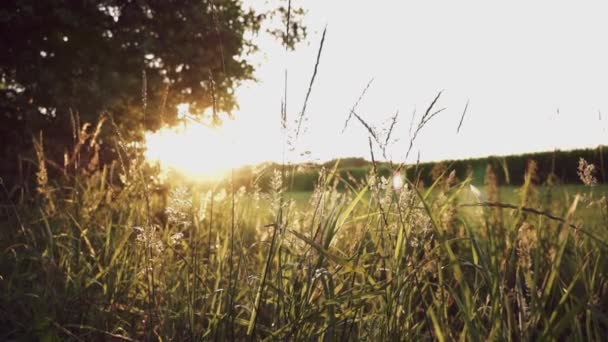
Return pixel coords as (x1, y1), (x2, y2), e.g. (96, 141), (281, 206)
(0, 0), (305, 183)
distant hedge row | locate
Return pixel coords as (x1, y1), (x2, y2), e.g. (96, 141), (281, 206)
(225, 146), (607, 192)
(424, 146), (607, 186)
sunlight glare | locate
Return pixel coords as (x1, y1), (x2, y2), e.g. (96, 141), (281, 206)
(392, 171), (403, 191)
(144, 104), (269, 181)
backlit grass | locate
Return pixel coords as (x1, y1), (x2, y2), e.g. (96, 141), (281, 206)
(1, 152), (607, 340)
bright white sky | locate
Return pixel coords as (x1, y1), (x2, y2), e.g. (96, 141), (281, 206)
(233, 0), (608, 163)
(147, 1), (608, 175)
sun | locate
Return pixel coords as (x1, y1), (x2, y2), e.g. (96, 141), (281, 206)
(144, 123), (231, 180)
(144, 104), (270, 181)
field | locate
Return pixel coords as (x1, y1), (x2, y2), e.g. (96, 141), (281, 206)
(286, 184), (608, 224)
(1, 157), (607, 341)
(3, 2), (608, 341)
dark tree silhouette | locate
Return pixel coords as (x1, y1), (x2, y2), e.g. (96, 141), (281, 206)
(0, 0), (305, 184)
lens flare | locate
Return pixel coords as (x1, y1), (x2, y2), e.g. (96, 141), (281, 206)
(392, 171), (403, 191)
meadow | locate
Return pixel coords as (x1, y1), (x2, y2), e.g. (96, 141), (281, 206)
(1, 143), (607, 340)
(3, 1), (607, 341)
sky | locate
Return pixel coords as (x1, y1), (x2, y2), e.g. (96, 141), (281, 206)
(147, 1), (608, 174)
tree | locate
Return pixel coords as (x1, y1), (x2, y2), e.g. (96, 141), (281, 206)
(0, 0), (305, 184)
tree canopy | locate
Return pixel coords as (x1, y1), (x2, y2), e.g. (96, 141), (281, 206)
(0, 0), (305, 183)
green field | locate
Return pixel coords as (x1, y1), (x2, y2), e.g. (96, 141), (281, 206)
(6, 161), (607, 340)
(285, 184), (608, 222)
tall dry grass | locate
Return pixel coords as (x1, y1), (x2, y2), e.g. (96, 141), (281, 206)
(1, 109), (607, 340)
(1, 19), (608, 341)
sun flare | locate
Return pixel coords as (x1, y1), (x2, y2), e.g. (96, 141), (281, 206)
(144, 105), (270, 180)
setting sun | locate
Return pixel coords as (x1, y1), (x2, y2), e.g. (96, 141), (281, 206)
(144, 104), (272, 180)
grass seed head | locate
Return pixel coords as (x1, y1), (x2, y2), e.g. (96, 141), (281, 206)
(577, 158), (597, 186)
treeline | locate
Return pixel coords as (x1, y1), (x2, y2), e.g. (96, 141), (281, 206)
(413, 146), (607, 187)
(221, 146), (607, 192)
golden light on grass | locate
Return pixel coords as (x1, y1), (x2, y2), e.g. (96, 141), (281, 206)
(144, 104), (268, 181)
